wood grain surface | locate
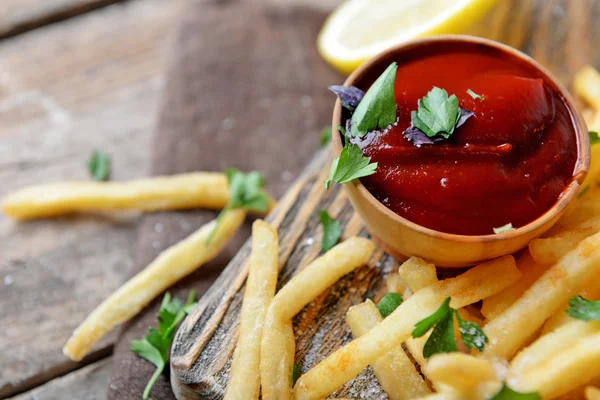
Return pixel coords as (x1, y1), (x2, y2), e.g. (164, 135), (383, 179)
(0, 0), (186, 397)
(168, 0), (600, 398)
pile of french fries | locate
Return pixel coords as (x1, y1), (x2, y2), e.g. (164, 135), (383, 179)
(4, 67), (600, 399)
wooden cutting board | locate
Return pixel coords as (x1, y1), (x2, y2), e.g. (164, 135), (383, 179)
(108, 0), (600, 399)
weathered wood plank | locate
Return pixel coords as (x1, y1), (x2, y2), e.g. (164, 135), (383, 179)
(0, 0), (126, 39)
(170, 0), (600, 398)
(7, 359), (112, 400)
(0, 0), (186, 397)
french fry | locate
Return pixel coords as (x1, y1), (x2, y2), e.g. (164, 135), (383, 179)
(293, 256), (520, 400)
(386, 272), (410, 297)
(586, 386), (600, 400)
(542, 279), (600, 334)
(2, 173), (259, 220)
(425, 353), (501, 397)
(529, 217), (600, 265)
(63, 209), (246, 361)
(346, 300), (430, 400)
(553, 195), (600, 232)
(481, 251), (547, 319)
(508, 320), (600, 379)
(225, 220), (279, 400)
(483, 231), (600, 361)
(412, 394), (460, 400)
(260, 237), (375, 400)
(399, 257), (438, 292)
(574, 66), (600, 110)
(508, 330), (600, 398)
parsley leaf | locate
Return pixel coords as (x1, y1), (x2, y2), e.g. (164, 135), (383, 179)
(590, 131), (600, 145)
(412, 87), (461, 138)
(292, 363), (302, 387)
(350, 62), (398, 138)
(467, 88), (484, 100)
(324, 144), (377, 189)
(377, 292), (403, 318)
(493, 223), (515, 234)
(207, 168), (270, 243)
(412, 297), (452, 337)
(412, 297), (487, 358)
(490, 384), (541, 400)
(87, 150), (110, 181)
(455, 310), (488, 352)
(320, 126), (332, 147)
(131, 291), (197, 399)
(319, 210), (341, 251)
(566, 295), (600, 321)
(329, 85), (365, 111)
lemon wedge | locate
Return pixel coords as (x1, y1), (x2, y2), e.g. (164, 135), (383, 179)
(318, 0), (497, 75)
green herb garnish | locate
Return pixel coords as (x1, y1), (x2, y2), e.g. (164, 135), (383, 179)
(377, 292), (403, 318)
(324, 144), (377, 189)
(320, 126), (332, 147)
(493, 223), (515, 234)
(590, 130), (600, 145)
(566, 295), (600, 321)
(350, 62), (398, 138)
(578, 185), (590, 199)
(207, 168), (270, 243)
(292, 363), (302, 387)
(131, 291), (197, 400)
(467, 88), (484, 100)
(412, 87), (470, 140)
(490, 384), (541, 400)
(87, 150), (110, 181)
(319, 210), (341, 251)
(411, 297), (488, 358)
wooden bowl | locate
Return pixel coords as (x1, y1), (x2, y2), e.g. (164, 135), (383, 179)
(331, 35), (590, 268)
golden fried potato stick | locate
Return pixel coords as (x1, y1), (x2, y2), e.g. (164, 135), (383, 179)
(2, 172), (255, 220)
(529, 216), (600, 265)
(398, 257), (437, 292)
(509, 320), (600, 379)
(293, 256), (520, 400)
(346, 300), (430, 400)
(542, 281), (600, 334)
(425, 353), (501, 398)
(586, 386), (600, 400)
(483, 231), (600, 361)
(260, 237), (375, 400)
(574, 66), (600, 110)
(63, 209), (246, 361)
(508, 330), (600, 398)
(225, 220), (279, 400)
(481, 251), (547, 320)
(386, 272), (410, 297)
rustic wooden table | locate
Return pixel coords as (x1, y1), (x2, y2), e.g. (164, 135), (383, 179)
(0, 0), (599, 399)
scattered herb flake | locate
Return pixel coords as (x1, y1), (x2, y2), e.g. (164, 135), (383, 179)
(207, 169), (270, 243)
(578, 185), (590, 199)
(320, 126), (332, 147)
(350, 62), (398, 138)
(590, 131), (600, 146)
(455, 310), (488, 352)
(329, 85), (365, 111)
(292, 363), (302, 387)
(566, 295), (600, 321)
(377, 292), (403, 318)
(490, 384), (541, 400)
(319, 210), (341, 251)
(88, 150), (110, 181)
(467, 88), (484, 100)
(324, 144), (377, 189)
(131, 291), (197, 399)
(493, 223), (515, 234)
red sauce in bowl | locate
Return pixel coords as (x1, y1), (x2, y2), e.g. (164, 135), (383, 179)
(353, 49), (578, 235)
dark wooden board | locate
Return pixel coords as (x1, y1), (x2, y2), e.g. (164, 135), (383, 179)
(166, 0), (600, 399)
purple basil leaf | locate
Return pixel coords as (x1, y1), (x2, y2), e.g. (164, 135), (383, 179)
(329, 85), (366, 111)
(457, 109), (475, 128)
(403, 125), (435, 147)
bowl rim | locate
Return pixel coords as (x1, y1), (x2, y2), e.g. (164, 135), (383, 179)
(331, 34), (590, 244)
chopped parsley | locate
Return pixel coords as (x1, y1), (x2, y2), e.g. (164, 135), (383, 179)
(131, 291), (197, 399)
(320, 126), (332, 147)
(411, 297), (488, 358)
(566, 295), (600, 321)
(467, 88), (484, 100)
(493, 223), (515, 234)
(319, 210), (341, 251)
(590, 130), (600, 146)
(292, 363), (302, 387)
(324, 144), (377, 189)
(87, 150), (110, 181)
(490, 384), (540, 400)
(377, 292), (403, 318)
